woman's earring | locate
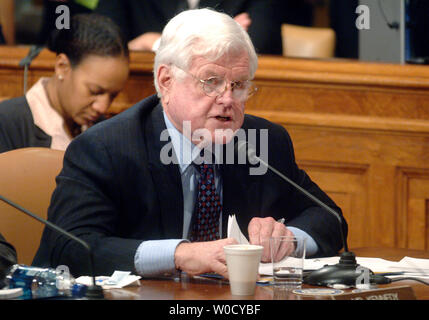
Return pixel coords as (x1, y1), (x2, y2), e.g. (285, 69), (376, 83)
(58, 74), (64, 81)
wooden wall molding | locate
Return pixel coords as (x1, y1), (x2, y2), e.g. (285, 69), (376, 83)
(250, 110), (429, 134)
(298, 160), (370, 248)
(396, 167), (429, 250)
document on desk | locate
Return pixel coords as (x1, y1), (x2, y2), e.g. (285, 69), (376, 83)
(384, 256), (429, 279)
(388, 256), (429, 273)
(227, 214), (249, 245)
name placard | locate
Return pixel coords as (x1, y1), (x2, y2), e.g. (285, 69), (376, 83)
(332, 286), (416, 300)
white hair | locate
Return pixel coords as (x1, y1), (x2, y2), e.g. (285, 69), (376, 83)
(153, 8), (258, 97)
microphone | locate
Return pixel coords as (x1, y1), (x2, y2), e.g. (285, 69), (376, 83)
(0, 194), (104, 299)
(19, 45), (44, 94)
(235, 141), (388, 287)
(19, 45), (44, 68)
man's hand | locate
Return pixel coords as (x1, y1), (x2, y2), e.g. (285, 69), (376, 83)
(174, 238), (238, 278)
(248, 217), (295, 262)
(128, 32), (161, 51)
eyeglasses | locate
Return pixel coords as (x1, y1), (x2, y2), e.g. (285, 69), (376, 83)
(174, 65), (258, 101)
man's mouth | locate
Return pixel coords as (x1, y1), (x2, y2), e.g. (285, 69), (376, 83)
(215, 115), (232, 122)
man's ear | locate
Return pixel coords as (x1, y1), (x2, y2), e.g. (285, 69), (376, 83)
(157, 64), (173, 104)
(54, 53), (71, 80)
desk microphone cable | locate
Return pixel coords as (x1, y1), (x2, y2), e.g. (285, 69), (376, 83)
(372, 274), (429, 286)
(390, 277), (429, 286)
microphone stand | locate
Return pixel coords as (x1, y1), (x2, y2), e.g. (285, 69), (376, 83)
(0, 195), (104, 299)
(239, 142), (386, 287)
(19, 45), (44, 94)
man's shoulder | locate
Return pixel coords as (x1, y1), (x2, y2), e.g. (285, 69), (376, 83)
(90, 94), (160, 131)
(242, 113), (292, 149)
(73, 94), (161, 149)
(118, 94), (160, 117)
(111, 94), (159, 119)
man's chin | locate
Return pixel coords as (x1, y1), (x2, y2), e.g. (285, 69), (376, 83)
(213, 128), (236, 145)
(190, 126), (239, 147)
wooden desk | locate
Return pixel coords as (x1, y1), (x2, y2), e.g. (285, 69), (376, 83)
(104, 248), (429, 300)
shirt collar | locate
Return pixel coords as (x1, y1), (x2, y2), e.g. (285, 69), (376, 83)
(26, 77), (72, 150)
(163, 111), (201, 174)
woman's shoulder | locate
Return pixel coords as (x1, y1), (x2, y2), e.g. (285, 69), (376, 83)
(0, 96), (31, 119)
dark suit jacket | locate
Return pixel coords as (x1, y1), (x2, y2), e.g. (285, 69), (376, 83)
(33, 95), (347, 276)
(0, 233), (17, 289)
(0, 96), (51, 153)
(95, 0), (282, 55)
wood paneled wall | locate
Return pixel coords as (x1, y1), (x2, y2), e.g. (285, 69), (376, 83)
(2, 46), (429, 251)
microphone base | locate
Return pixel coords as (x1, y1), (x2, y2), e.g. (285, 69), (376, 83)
(303, 251), (373, 287)
(84, 285), (105, 299)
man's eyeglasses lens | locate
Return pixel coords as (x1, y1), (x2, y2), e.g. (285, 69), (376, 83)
(174, 65), (258, 101)
(201, 77), (257, 101)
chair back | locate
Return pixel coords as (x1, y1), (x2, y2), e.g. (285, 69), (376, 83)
(0, 148), (64, 265)
(281, 24), (336, 58)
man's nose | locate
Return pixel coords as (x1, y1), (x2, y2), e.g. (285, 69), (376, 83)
(216, 83), (235, 105)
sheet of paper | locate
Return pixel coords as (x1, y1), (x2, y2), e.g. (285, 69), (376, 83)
(227, 214), (249, 244)
(388, 256), (429, 274)
(76, 272), (141, 289)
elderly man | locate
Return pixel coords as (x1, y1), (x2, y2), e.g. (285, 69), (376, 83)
(33, 9), (346, 278)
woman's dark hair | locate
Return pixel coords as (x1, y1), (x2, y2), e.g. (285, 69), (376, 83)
(47, 13), (129, 67)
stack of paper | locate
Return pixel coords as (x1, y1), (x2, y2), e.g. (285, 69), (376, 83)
(389, 256), (429, 273)
(383, 257), (429, 280)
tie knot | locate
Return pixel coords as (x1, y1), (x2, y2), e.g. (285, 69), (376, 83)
(193, 149), (216, 167)
(199, 163), (215, 174)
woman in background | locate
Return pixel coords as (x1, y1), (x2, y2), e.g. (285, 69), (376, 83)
(0, 13), (129, 153)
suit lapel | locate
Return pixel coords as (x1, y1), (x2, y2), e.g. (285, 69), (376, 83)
(221, 164), (257, 239)
(220, 139), (262, 239)
(145, 104), (184, 239)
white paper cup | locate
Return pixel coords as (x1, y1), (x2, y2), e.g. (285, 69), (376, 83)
(223, 244), (263, 296)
